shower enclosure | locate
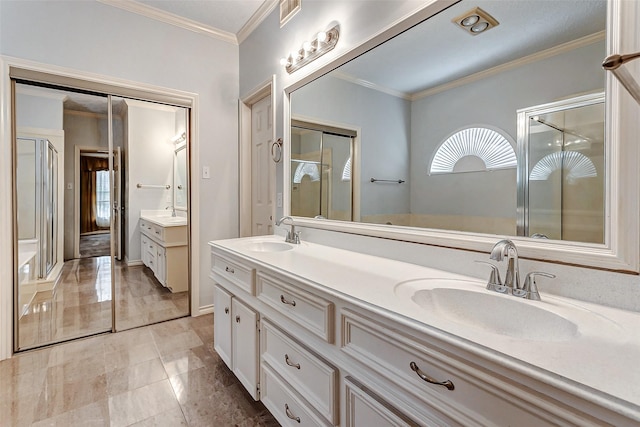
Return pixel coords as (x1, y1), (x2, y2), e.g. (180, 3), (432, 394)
(16, 137), (59, 280)
(517, 93), (605, 243)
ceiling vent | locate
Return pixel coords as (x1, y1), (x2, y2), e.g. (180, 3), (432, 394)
(452, 7), (499, 35)
(280, 0), (301, 28)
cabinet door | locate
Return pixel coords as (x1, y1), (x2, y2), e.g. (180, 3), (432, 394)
(156, 246), (166, 286)
(232, 297), (259, 400)
(214, 285), (233, 369)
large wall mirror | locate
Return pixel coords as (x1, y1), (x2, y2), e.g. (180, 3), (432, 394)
(286, 0), (640, 271)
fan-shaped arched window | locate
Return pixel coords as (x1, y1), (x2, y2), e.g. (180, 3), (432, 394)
(341, 157), (351, 181)
(293, 161), (320, 183)
(430, 127), (516, 174)
(529, 151), (597, 183)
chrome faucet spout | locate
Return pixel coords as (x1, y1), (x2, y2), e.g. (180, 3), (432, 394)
(276, 216), (300, 244)
(489, 239), (521, 291)
(166, 205), (176, 217)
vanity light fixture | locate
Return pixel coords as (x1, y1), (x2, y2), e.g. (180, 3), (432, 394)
(280, 25), (340, 74)
(452, 7), (499, 35)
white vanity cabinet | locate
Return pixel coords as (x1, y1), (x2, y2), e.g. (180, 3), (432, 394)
(209, 238), (639, 427)
(139, 218), (187, 292)
(213, 284), (260, 400)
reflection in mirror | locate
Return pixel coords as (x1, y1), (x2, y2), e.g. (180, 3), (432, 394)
(518, 93), (605, 243)
(14, 83), (112, 350)
(289, 0), (606, 244)
(174, 142), (188, 210)
(291, 120), (356, 220)
(13, 83), (191, 350)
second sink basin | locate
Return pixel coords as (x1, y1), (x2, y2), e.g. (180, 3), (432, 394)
(243, 241), (295, 253)
(395, 279), (580, 342)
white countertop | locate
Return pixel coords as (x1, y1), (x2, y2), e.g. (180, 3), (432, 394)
(140, 214), (187, 227)
(209, 235), (640, 420)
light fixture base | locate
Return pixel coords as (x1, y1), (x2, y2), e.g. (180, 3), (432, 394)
(285, 25), (340, 74)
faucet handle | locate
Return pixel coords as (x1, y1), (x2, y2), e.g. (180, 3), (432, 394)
(522, 272), (556, 301)
(475, 261), (503, 291)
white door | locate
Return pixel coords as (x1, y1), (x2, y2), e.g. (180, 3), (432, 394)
(251, 95), (275, 235)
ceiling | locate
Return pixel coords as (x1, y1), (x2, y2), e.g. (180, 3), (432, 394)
(135, 0), (266, 35)
(336, 0), (607, 96)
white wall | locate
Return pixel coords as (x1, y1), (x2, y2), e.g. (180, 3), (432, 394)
(291, 75), (411, 216)
(0, 0), (240, 340)
(125, 99), (179, 263)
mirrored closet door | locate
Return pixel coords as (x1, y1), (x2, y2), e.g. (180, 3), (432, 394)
(13, 81), (191, 351)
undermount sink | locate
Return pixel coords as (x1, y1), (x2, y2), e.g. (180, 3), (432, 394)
(243, 241), (295, 253)
(394, 279), (580, 342)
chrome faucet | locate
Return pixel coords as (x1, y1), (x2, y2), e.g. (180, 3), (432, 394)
(482, 239), (555, 300)
(276, 216), (300, 244)
(490, 239), (521, 292)
(166, 205), (176, 217)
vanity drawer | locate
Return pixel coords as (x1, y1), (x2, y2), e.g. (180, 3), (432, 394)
(150, 223), (164, 241)
(261, 320), (337, 424)
(341, 309), (551, 427)
(261, 362), (332, 427)
(257, 272), (334, 343)
(212, 253), (256, 295)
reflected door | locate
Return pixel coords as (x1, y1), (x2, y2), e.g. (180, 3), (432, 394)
(291, 121), (354, 221)
(521, 95), (605, 243)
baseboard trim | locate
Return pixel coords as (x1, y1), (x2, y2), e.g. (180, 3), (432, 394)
(194, 304), (214, 316)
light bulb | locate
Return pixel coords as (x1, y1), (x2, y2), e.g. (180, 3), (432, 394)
(317, 31), (327, 43)
(303, 41), (312, 52)
(280, 57), (288, 66)
(461, 15), (479, 27)
(470, 22), (489, 33)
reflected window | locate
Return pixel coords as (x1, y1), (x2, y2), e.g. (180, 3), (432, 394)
(96, 170), (111, 228)
(529, 151), (597, 183)
(293, 161), (321, 183)
(341, 157), (351, 182)
(430, 127), (516, 174)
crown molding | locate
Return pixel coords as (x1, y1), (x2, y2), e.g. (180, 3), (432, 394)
(331, 71), (411, 100)
(98, 0), (238, 45)
(237, 0), (278, 44)
(411, 31), (606, 101)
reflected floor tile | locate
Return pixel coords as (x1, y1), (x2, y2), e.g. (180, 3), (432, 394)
(160, 345), (220, 378)
(106, 358), (167, 395)
(32, 399), (110, 427)
(130, 407), (188, 427)
(33, 372), (108, 421)
(108, 379), (181, 427)
(154, 330), (203, 357)
(104, 342), (160, 373)
(0, 391), (39, 427)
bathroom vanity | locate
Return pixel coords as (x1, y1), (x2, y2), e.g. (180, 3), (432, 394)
(140, 214), (188, 293)
(209, 235), (639, 427)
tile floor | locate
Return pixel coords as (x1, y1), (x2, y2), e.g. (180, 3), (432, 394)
(19, 256), (189, 350)
(1, 314), (279, 426)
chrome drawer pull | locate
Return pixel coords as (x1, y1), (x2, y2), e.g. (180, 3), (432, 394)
(225, 266), (235, 274)
(235, 315), (240, 323)
(280, 295), (296, 307)
(224, 307), (229, 314)
(285, 354), (300, 369)
(285, 404), (300, 423)
(410, 361), (455, 391)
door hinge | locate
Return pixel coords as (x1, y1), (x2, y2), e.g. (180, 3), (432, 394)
(256, 319), (260, 331)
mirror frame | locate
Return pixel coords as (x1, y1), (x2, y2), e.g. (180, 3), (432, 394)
(283, 0), (640, 272)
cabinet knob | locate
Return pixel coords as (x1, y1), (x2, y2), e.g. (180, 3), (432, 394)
(225, 266), (235, 274)
(280, 295), (296, 307)
(284, 404), (300, 423)
(235, 315), (240, 323)
(224, 307), (229, 314)
(409, 361), (454, 391)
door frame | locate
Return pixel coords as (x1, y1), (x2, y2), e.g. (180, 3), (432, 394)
(0, 55), (201, 360)
(239, 75), (276, 237)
